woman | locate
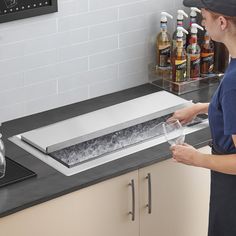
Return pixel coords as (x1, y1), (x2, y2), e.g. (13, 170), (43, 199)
(170, 0), (236, 235)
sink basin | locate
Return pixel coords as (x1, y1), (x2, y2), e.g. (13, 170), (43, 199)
(9, 91), (208, 176)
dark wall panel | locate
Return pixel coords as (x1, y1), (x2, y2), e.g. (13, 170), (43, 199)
(0, 0), (58, 23)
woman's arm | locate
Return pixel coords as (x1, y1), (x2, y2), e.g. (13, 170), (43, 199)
(199, 153), (236, 175)
(193, 102), (209, 114)
(170, 102), (209, 124)
(171, 135), (236, 175)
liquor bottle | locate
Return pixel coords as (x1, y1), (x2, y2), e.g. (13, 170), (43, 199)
(186, 7), (201, 48)
(172, 10), (188, 53)
(213, 41), (229, 74)
(196, 11), (205, 46)
(156, 12), (173, 68)
(172, 26), (189, 82)
(200, 31), (215, 75)
(187, 23), (203, 79)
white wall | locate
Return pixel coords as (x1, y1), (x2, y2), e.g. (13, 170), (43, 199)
(0, 0), (187, 122)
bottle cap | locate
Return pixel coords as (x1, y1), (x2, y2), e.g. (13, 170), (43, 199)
(191, 23), (204, 34)
(190, 7), (201, 17)
(177, 26), (189, 37)
(177, 10), (188, 20)
(161, 12), (173, 22)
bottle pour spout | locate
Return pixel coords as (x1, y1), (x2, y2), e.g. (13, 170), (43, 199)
(191, 23), (204, 34)
(190, 7), (201, 17)
(177, 10), (188, 20)
(161, 11), (173, 22)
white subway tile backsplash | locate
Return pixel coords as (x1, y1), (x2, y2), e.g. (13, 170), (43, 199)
(19, 28), (89, 58)
(148, 0), (176, 15)
(55, 57), (89, 77)
(58, 65), (118, 92)
(23, 28), (89, 56)
(119, 29), (148, 48)
(0, 43), (24, 61)
(23, 94), (60, 116)
(89, 15), (147, 40)
(0, 28), (88, 61)
(23, 36), (60, 56)
(0, 80), (57, 108)
(24, 80), (57, 102)
(89, 0), (142, 10)
(0, 50), (59, 76)
(0, 19), (57, 44)
(59, 36), (118, 61)
(24, 57), (89, 85)
(24, 64), (59, 85)
(0, 73), (24, 92)
(118, 15), (148, 33)
(0, 57), (25, 76)
(22, 49), (59, 70)
(89, 43), (148, 69)
(58, 8), (118, 32)
(119, 71), (148, 90)
(90, 70), (148, 98)
(0, 103), (24, 123)
(89, 79), (120, 98)
(57, 28), (89, 46)
(0, 0), (184, 122)
(119, 57), (148, 76)
(57, 85), (89, 106)
(119, 1), (149, 19)
(58, 0), (89, 16)
(0, 88), (25, 108)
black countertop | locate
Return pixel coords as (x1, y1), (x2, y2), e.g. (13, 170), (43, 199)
(0, 83), (218, 218)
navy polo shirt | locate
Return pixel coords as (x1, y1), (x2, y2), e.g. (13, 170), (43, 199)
(208, 58), (236, 154)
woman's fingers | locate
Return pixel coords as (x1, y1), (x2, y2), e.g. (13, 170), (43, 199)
(166, 116), (177, 122)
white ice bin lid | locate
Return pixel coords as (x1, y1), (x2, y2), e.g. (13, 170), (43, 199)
(20, 91), (191, 153)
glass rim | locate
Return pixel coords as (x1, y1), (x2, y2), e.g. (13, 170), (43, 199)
(162, 119), (182, 126)
(162, 119), (183, 133)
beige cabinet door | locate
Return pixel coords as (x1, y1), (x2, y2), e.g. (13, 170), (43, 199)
(0, 170), (139, 236)
(139, 146), (211, 236)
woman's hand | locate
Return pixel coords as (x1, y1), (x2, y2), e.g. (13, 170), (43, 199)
(168, 105), (197, 125)
(168, 103), (209, 125)
(170, 143), (203, 167)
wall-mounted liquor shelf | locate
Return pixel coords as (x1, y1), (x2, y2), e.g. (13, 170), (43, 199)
(0, 0), (57, 23)
(149, 64), (223, 95)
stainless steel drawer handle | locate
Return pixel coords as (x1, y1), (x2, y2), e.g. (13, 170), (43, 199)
(129, 179), (135, 221)
(146, 173), (152, 214)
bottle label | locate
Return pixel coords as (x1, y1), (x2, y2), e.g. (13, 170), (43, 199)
(159, 46), (170, 55)
(175, 59), (186, 70)
(175, 59), (187, 82)
(201, 52), (214, 73)
(160, 22), (167, 30)
(158, 46), (171, 67)
(190, 55), (200, 65)
(192, 57), (200, 65)
(201, 52), (214, 63)
(188, 54), (200, 78)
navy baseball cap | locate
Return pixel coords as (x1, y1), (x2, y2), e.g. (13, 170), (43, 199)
(183, 0), (236, 17)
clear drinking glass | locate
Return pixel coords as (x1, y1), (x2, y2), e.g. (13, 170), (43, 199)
(0, 134), (6, 179)
(162, 119), (185, 145)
